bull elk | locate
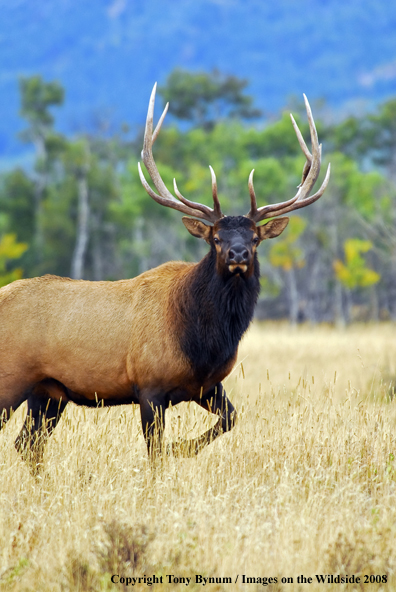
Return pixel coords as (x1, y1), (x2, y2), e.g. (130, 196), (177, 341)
(0, 84), (330, 464)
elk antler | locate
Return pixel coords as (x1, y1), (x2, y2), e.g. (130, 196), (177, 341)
(138, 83), (223, 223)
(246, 95), (331, 223)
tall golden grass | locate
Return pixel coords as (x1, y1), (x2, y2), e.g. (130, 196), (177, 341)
(1, 322), (396, 591)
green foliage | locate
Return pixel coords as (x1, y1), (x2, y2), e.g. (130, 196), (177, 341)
(330, 116), (370, 160)
(19, 75), (66, 167)
(0, 232), (28, 287)
(0, 168), (35, 242)
(333, 239), (380, 290)
(233, 158), (288, 204)
(259, 274), (282, 298)
(324, 151), (389, 219)
(329, 98), (396, 172)
(345, 169), (387, 220)
(243, 112), (306, 159)
(19, 75), (64, 130)
(367, 99), (396, 168)
(62, 138), (90, 173)
(158, 68), (261, 129)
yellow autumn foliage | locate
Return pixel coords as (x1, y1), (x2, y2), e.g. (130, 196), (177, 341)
(333, 238), (380, 290)
(0, 233), (28, 288)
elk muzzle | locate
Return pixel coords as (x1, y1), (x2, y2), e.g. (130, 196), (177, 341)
(227, 243), (250, 274)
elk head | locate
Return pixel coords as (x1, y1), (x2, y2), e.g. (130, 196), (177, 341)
(181, 215), (288, 278)
(138, 83), (331, 277)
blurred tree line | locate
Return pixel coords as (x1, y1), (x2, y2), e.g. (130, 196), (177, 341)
(1, 69), (396, 325)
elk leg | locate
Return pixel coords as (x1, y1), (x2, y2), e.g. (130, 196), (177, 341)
(170, 382), (237, 457)
(0, 391), (30, 432)
(15, 393), (68, 468)
(0, 373), (38, 432)
(139, 392), (166, 458)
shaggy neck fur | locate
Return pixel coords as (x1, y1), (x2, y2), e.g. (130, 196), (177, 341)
(178, 245), (260, 382)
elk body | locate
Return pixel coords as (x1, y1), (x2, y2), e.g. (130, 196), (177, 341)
(0, 85), (330, 463)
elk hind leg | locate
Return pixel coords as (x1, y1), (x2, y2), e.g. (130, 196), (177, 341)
(139, 390), (166, 460)
(15, 381), (68, 469)
(0, 382), (31, 432)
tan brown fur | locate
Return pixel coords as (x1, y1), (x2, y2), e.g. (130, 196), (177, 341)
(0, 264), (202, 402)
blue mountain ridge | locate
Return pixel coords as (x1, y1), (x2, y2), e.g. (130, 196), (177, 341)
(1, 0), (396, 160)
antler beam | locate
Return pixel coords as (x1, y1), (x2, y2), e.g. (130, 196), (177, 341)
(138, 83), (224, 223)
(246, 95), (331, 223)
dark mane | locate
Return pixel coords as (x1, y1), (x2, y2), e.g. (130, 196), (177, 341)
(178, 230), (260, 381)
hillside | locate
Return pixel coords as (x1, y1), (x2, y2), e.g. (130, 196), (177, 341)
(1, 0), (396, 159)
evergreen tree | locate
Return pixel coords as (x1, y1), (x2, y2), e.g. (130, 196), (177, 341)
(158, 68), (261, 130)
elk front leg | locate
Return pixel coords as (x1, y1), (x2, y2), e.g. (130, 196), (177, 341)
(139, 391), (166, 459)
(170, 382), (237, 457)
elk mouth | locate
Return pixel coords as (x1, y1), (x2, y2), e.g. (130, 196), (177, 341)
(228, 263), (248, 274)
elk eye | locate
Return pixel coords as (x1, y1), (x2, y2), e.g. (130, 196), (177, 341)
(213, 237), (220, 245)
(252, 236), (259, 244)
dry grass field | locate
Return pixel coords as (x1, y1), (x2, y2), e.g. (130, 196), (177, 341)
(1, 322), (396, 591)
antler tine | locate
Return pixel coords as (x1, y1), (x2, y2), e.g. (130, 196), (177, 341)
(152, 100), (169, 145)
(173, 168), (223, 219)
(139, 83), (223, 224)
(138, 162), (205, 217)
(264, 162), (331, 218)
(247, 169), (301, 220)
(299, 93), (321, 193)
(209, 166), (223, 218)
(172, 178), (215, 217)
(248, 170), (257, 213)
(246, 95), (330, 223)
(290, 113), (311, 163)
(140, 84), (178, 204)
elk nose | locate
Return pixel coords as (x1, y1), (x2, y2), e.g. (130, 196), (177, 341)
(228, 244), (249, 264)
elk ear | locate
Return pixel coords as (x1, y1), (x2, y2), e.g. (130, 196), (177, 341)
(182, 217), (212, 242)
(257, 217), (289, 241)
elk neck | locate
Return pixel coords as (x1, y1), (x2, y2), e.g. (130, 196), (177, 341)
(174, 245), (260, 382)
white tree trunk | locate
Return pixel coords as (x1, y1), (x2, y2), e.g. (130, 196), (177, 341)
(71, 174), (90, 279)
